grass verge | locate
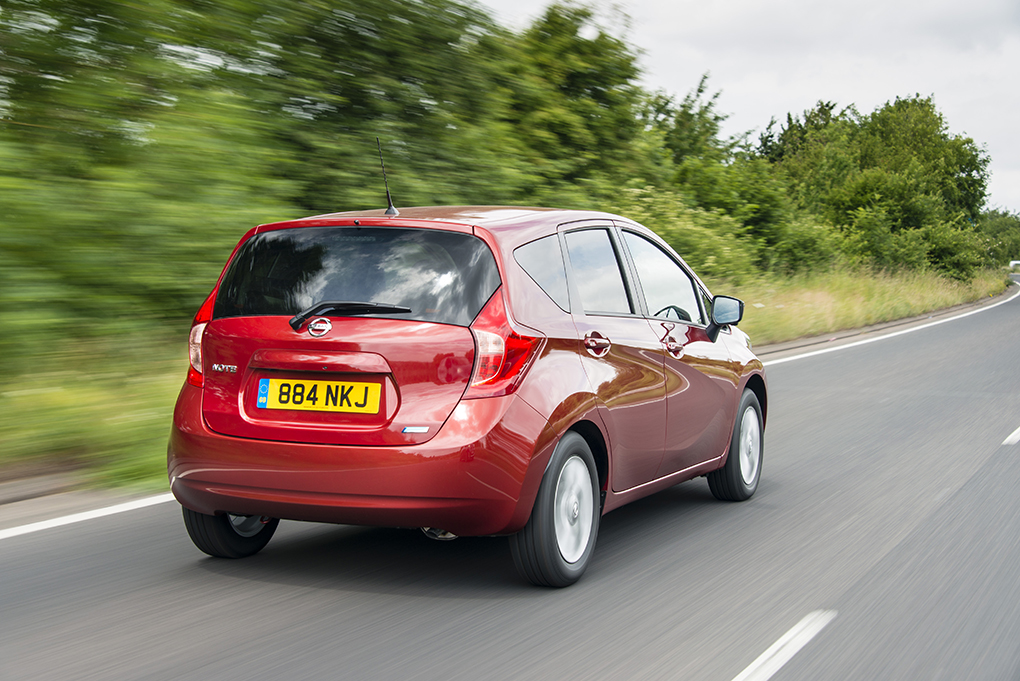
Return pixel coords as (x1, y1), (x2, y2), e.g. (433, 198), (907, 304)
(0, 339), (185, 492)
(0, 268), (1012, 489)
(715, 267), (1011, 346)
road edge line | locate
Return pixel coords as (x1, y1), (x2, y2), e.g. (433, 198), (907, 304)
(731, 610), (838, 681)
(0, 493), (176, 542)
(763, 283), (1020, 367)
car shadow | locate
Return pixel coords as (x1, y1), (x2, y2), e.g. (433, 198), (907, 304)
(195, 523), (527, 598)
(192, 479), (737, 597)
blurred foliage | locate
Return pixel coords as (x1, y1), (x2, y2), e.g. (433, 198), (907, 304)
(589, 180), (759, 283)
(1, 0), (1018, 483)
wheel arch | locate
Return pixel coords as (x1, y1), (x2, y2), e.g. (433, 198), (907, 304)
(743, 373), (767, 426)
(567, 419), (609, 493)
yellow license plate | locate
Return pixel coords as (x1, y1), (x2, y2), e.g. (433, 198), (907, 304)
(256, 378), (381, 413)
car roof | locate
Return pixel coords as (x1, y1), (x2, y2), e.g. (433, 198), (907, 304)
(308, 205), (613, 226)
(265, 204), (623, 229)
(256, 206), (640, 255)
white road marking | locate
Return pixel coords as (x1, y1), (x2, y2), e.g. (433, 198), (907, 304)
(0, 493), (175, 542)
(1003, 425), (1020, 446)
(764, 283), (1020, 367)
(731, 610), (838, 681)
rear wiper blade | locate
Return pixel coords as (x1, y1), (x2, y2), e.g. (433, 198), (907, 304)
(289, 301), (412, 331)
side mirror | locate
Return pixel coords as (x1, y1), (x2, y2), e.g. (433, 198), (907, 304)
(706, 295), (744, 342)
(712, 295), (743, 325)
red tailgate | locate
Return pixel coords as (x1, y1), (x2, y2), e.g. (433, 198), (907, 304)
(201, 316), (475, 446)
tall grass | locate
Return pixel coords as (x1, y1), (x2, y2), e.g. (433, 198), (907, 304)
(0, 337), (185, 490)
(717, 268), (1011, 345)
(0, 268), (1011, 488)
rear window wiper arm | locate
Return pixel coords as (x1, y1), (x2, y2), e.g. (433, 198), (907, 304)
(289, 301), (412, 331)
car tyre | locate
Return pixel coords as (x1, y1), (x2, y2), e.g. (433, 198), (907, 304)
(708, 389), (763, 501)
(509, 431), (600, 587)
(182, 507), (279, 558)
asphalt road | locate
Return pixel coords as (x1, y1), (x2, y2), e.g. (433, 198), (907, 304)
(3, 285), (1020, 681)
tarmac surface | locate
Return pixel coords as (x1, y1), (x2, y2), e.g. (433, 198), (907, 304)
(4, 276), (1020, 681)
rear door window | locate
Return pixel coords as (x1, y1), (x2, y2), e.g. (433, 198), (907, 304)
(214, 226), (501, 327)
(563, 229), (632, 315)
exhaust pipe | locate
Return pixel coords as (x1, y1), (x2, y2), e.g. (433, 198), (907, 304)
(421, 527), (457, 541)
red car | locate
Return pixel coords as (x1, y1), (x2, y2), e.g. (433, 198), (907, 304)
(168, 206), (766, 586)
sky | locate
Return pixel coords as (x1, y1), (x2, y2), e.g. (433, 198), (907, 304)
(476, 0), (1020, 213)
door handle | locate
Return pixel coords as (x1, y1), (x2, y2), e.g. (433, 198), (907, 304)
(664, 335), (685, 358)
(583, 332), (612, 357)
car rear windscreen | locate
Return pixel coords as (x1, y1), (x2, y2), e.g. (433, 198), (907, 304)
(213, 226), (501, 327)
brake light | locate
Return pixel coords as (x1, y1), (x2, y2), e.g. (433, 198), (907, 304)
(464, 289), (543, 399)
(186, 291), (216, 388)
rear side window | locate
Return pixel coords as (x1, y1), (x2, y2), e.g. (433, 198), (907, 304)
(214, 227), (501, 327)
(514, 235), (569, 311)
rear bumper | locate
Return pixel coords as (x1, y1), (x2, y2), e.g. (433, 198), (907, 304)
(168, 383), (550, 536)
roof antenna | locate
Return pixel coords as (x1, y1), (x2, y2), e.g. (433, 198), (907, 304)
(376, 137), (399, 216)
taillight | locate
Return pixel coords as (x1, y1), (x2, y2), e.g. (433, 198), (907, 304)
(186, 291), (216, 388)
(464, 289), (543, 399)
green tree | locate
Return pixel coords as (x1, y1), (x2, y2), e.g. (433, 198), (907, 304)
(647, 75), (731, 165)
(763, 96), (990, 277)
(497, 2), (644, 192)
(0, 0), (295, 372)
(977, 209), (1020, 265)
(648, 76), (796, 267)
(860, 97), (988, 219)
(227, 0), (539, 211)
(757, 101), (840, 165)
